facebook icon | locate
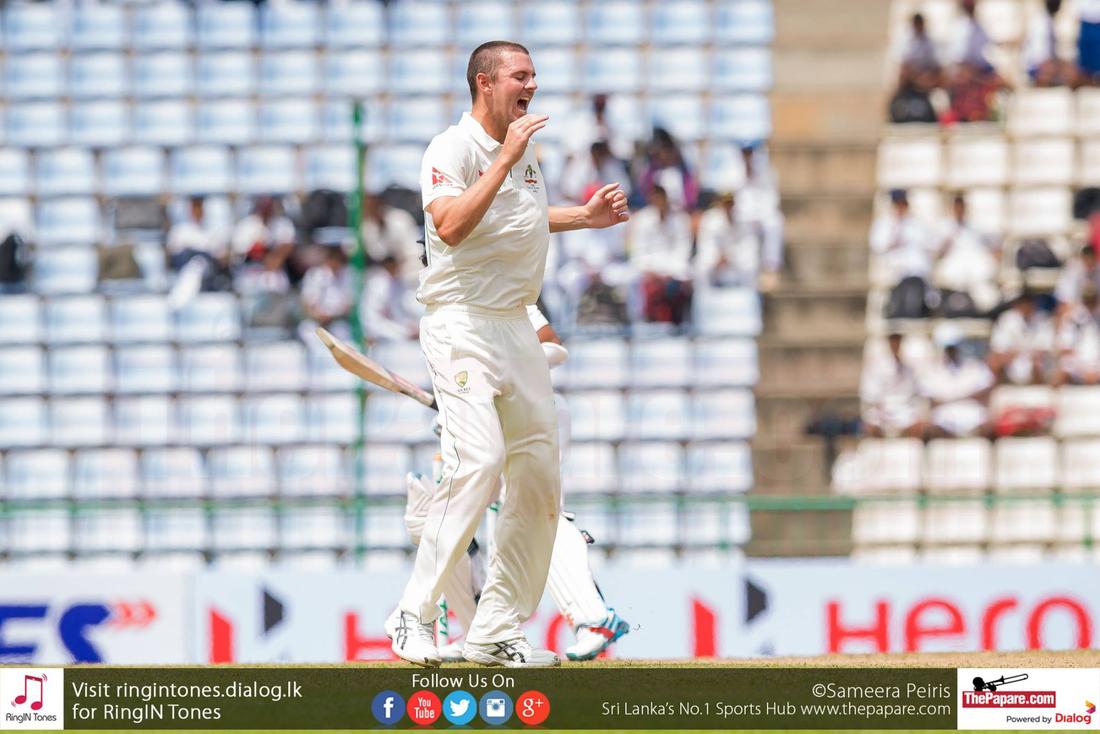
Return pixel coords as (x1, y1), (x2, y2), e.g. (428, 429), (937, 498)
(371, 690), (405, 725)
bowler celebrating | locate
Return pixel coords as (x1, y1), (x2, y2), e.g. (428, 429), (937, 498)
(385, 40), (629, 668)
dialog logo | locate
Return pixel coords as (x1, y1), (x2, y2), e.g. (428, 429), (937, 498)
(442, 690), (477, 726)
(0, 668), (64, 730)
(370, 690), (404, 726)
(407, 690), (441, 726)
(480, 690), (513, 725)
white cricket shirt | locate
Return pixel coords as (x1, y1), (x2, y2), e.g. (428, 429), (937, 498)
(417, 112), (550, 311)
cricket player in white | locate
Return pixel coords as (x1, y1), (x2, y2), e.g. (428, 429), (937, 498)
(385, 41), (629, 668)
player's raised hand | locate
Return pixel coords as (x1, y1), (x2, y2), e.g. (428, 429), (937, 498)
(583, 182), (631, 229)
(500, 114), (549, 167)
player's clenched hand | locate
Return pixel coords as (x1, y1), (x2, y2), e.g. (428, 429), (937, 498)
(499, 114), (549, 168)
(583, 182), (631, 229)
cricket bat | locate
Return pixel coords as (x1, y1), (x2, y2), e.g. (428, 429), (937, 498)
(315, 327), (437, 411)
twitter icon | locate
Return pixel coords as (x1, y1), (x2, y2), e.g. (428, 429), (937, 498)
(443, 690), (477, 726)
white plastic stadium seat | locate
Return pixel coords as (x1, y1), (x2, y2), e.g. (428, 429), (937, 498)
(562, 340), (628, 389)
(650, 94), (706, 142)
(1078, 88), (1100, 137)
(283, 507), (348, 549)
(49, 346), (111, 395)
(278, 446), (349, 496)
(179, 344), (241, 392)
(923, 499), (988, 543)
(304, 145), (357, 193)
(713, 47), (772, 93)
(715, 0), (773, 44)
(261, 3), (319, 48)
(177, 395), (240, 446)
(878, 136), (942, 189)
(0, 295), (42, 344)
(44, 295), (107, 344)
(389, 2), (448, 47)
(197, 3), (255, 49)
(132, 3), (193, 50)
(457, 1), (515, 46)
(561, 442), (617, 493)
(258, 98), (319, 144)
(694, 287), (762, 336)
(197, 52), (255, 97)
(389, 49), (449, 96)
(1082, 141), (1100, 187)
(363, 144), (425, 190)
(362, 444), (412, 496)
(1055, 386), (1100, 437)
(0, 398), (47, 447)
(7, 103), (65, 148)
(133, 100), (194, 148)
(386, 98), (449, 143)
(845, 438), (923, 495)
(371, 341), (431, 390)
(32, 247), (98, 295)
(111, 294), (172, 343)
(6, 449), (69, 498)
(1010, 88), (1074, 137)
(1008, 187), (1072, 237)
(324, 2), (385, 47)
(988, 385), (1055, 416)
(73, 449), (138, 499)
(35, 149), (97, 198)
(686, 442), (752, 493)
(618, 442), (683, 493)
(994, 437), (1058, 493)
(586, 1), (646, 45)
(692, 390), (755, 439)
(208, 446), (277, 497)
(212, 508), (277, 550)
(176, 293), (241, 342)
(9, 510), (71, 553)
(145, 509), (208, 551)
(991, 500), (1057, 543)
(363, 505), (409, 549)
(651, 0), (711, 45)
(627, 390), (691, 441)
(924, 438), (992, 493)
(649, 48), (709, 93)
(244, 341), (307, 391)
(68, 53), (128, 99)
(1013, 138), (1075, 186)
(71, 101), (130, 147)
(583, 48), (642, 94)
(694, 338), (758, 387)
(1061, 439), (1100, 491)
(0, 347), (45, 395)
(364, 394), (434, 443)
(70, 4), (126, 50)
(102, 147), (165, 198)
(141, 448), (206, 498)
(322, 99), (386, 145)
(709, 94), (771, 142)
(50, 397), (110, 447)
(114, 395), (174, 446)
(617, 500), (678, 546)
(36, 197), (101, 248)
(5, 53), (63, 100)
(236, 146), (298, 194)
(566, 391), (625, 442)
(0, 150), (31, 196)
(963, 187), (1006, 236)
(852, 500), (920, 544)
(3, 4), (62, 51)
(305, 394), (359, 444)
(242, 395), (305, 445)
(196, 99), (256, 146)
(259, 51), (319, 97)
(944, 136), (1008, 188)
(115, 346), (177, 394)
(630, 338), (692, 388)
(170, 146), (232, 195)
(521, 1), (579, 45)
(133, 53), (194, 98)
(324, 50), (384, 98)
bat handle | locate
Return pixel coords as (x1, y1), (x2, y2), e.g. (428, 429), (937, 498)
(430, 398), (438, 412)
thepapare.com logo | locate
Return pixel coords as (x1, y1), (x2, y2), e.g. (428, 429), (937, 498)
(1, 668), (65, 730)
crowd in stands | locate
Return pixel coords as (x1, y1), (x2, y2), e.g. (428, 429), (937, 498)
(890, 0), (1100, 124)
(2, 95), (783, 341)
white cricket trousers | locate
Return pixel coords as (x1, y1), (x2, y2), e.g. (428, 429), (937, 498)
(398, 304), (561, 644)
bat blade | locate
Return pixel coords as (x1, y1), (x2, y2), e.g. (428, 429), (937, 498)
(315, 327), (437, 410)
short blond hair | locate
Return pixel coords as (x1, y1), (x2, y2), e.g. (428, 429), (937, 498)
(466, 41), (531, 102)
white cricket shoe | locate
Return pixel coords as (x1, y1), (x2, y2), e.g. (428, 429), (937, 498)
(566, 609), (630, 661)
(463, 637), (560, 668)
(438, 640), (466, 663)
(384, 609), (441, 668)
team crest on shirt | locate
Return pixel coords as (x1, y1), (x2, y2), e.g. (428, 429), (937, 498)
(455, 371), (469, 392)
(523, 164), (539, 189)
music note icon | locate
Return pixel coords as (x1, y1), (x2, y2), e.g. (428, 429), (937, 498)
(13, 673), (45, 711)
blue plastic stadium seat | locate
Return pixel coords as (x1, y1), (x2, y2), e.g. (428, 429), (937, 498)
(260, 3), (319, 49)
(626, 390), (691, 440)
(102, 147), (165, 198)
(456, 1), (515, 46)
(0, 398), (47, 447)
(617, 442), (684, 493)
(692, 390), (756, 439)
(650, 0), (711, 45)
(583, 48), (642, 93)
(0, 150), (31, 196)
(649, 48), (709, 92)
(567, 391), (625, 442)
(242, 394), (305, 445)
(177, 395), (240, 446)
(197, 3), (256, 49)
(6, 449), (68, 498)
(714, 47), (772, 92)
(364, 144), (423, 191)
(259, 51), (318, 97)
(141, 448), (205, 497)
(0, 346), (44, 394)
(196, 99), (256, 146)
(521, 1), (579, 45)
(258, 98), (319, 144)
(715, 0), (775, 44)
(7, 103), (65, 147)
(6, 53), (63, 99)
(110, 294), (172, 343)
(324, 2), (385, 48)
(709, 95), (772, 141)
(305, 394), (358, 444)
(51, 396), (111, 447)
(71, 100), (130, 147)
(523, 47), (576, 94)
(70, 4), (126, 51)
(3, 4), (61, 51)
(179, 344), (240, 391)
(197, 52), (255, 97)
(170, 145), (232, 195)
(133, 52), (193, 98)
(278, 445), (349, 496)
(304, 145), (356, 192)
(74, 449), (138, 498)
(324, 50), (385, 98)
(49, 345), (111, 395)
(176, 293), (241, 343)
(36, 197), (101, 247)
(114, 395), (174, 446)
(389, 49), (450, 96)
(0, 295), (41, 344)
(35, 148), (97, 198)
(236, 145), (298, 194)
(115, 345), (177, 393)
(45, 294), (106, 343)
(362, 444), (412, 496)
(650, 94), (706, 141)
(69, 52), (129, 99)
(687, 442), (753, 493)
(386, 97), (448, 143)
(586, 1), (646, 45)
(32, 247), (98, 295)
(389, 2), (449, 47)
(132, 3), (193, 50)
(131, 100), (191, 147)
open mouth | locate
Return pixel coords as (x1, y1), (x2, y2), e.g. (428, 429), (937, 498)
(516, 98), (530, 113)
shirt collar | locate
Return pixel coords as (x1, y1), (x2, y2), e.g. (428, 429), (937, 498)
(460, 112), (502, 152)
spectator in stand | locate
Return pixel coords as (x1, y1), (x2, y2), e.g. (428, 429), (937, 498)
(361, 193), (422, 288)
(1054, 284), (1100, 385)
(1078, 0), (1100, 83)
(738, 144), (784, 289)
(0, 210), (31, 294)
(638, 130), (698, 211)
(559, 141), (632, 206)
(695, 191), (759, 288)
(860, 332), (927, 438)
(934, 193), (1001, 315)
(869, 190), (936, 317)
(627, 185), (693, 324)
(299, 244), (353, 344)
(231, 195), (297, 296)
(921, 323), (995, 438)
(943, 0), (1004, 123)
(166, 196), (231, 309)
(902, 12), (941, 77)
(1055, 244), (1100, 321)
(360, 255), (419, 341)
(1026, 0), (1077, 86)
(563, 94), (633, 162)
(988, 290), (1056, 384)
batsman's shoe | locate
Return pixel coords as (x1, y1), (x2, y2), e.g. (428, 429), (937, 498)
(438, 640), (466, 663)
(463, 637), (560, 668)
(384, 609), (441, 668)
(566, 609), (630, 661)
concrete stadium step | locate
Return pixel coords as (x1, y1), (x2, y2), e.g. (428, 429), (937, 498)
(773, 0), (892, 51)
(755, 340), (864, 394)
(782, 193), (873, 246)
(783, 241), (870, 289)
(771, 143), (878, 198)
(754, 393), (860, 443)
(751, 440), (831, 494)
(763, 288), (867, 342)
(771, 91), (887, 144)
(747, 505), (854, 557)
